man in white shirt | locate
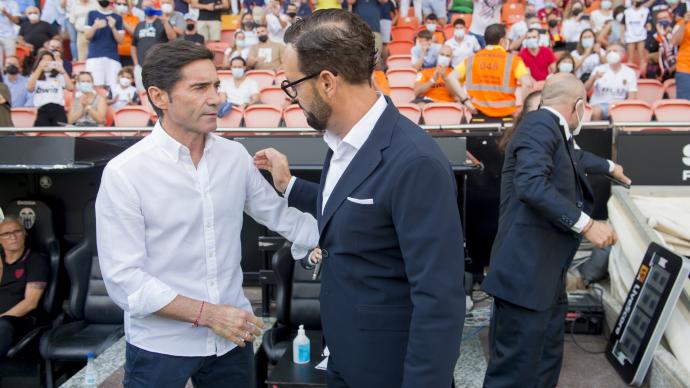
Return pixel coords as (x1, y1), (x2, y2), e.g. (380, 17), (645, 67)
(445, 18), (481, 67)
(264, 0), (288, 43)
(585, 43), (638, 120)
(0, 0), (20, 58)
(96, 39), (318, 387)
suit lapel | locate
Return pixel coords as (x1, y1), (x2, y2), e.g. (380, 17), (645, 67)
(317, 149), (333, 227)
(317, 99), (399, 235)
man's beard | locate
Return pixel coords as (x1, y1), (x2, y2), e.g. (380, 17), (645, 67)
(299, 90), (331, 132)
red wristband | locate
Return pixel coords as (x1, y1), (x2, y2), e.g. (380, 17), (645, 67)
(193, 301), (205, 327)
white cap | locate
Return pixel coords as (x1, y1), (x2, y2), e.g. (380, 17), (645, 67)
(183, 12), (197, 21)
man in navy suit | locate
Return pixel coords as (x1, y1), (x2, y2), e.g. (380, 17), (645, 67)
(254, 9), (466, 388)
(481, 73), (631, 388)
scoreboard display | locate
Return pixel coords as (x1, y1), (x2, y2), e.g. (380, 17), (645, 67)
(607, 243), (690, 386)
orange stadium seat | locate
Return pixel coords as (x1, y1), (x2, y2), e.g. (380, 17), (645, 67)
(15, 46), (30, 66)
(260, 86), (289, 107)
(396, 103), (422, 124)
(113, 106), (151, 127)
(221, 14), (241, 30)
(663, 79), (676, 99)
(391, 26), (416, 42)
(422, 102), (464, 125)
(386, 68), (417, 87)
(11, 107), (37, 127)
(244, 105), (282, 127)
(217, 105), (244, 128)
(502, 3), (525, 25)
(387, 55), (412, 69)
(217, 70), (233, 85)
(609, 100), (653, 123)
(636, 79), (664, 105)
(388, 41), (414, 56)
(206, 41), (230, 53)
(389, 86), (415, 105)
(652, 99), (690, 123)
(72, 61), (86, 76)
(283, 104), (309, 128)
(246, 70), (275, 90)
(220, 29), (236, 46)
(396, 16), (419, 28)
(211, 49), (226, 67)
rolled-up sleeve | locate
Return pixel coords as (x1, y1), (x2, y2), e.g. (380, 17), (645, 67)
(96, 165), (178, 318)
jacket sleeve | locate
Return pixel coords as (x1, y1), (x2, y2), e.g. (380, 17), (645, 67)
(286, 177), (319, 218)
(512, 114), (584, 232)
(574, 149), (611, 175)
(391, 155), (466, 388)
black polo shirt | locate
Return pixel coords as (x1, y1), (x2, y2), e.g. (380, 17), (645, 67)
(0, 249), (48, 314)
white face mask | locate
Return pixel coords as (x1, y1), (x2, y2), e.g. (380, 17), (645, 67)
(27, 13), (39, 22)
(119, 77), (132, 87)
(161, 3), (173, 13)
(558, 62), (574, 73)
(236, 39), (245, 48)
(116, 4), (128, 13)
(572, 100), (584, 136)
(232, 68), (245, 78)
(454, 28), (465, 39)
(581, 37), (594, 48)
(606, 51), (621, 65)
(601, 0), (612, 9)
(437, 55), (451, 67)
(525, 37), (539, 49)
(425, 23), (437, 32)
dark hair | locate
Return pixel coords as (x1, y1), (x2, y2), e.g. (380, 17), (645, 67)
(118, 65), (135, 78)
(498, 91), (542, 153)
(453, 18), (465, 27)
(417, 29), (433, 40)
(32, 49), (55, 81)
(141, 39), (213, 117)
(576, 28), (596, 55)
(425, 13), (438, 21)
(484, 24), (506, 46)
(613, 5), (625, 18)
(526, 28), (540, 35)
(284, 9), (376, 85)
(230, 56), (246, 67)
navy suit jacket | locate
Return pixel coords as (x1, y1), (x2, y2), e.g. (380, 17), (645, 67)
(482, 109), (611, 311)
(287, 99), (466, 388)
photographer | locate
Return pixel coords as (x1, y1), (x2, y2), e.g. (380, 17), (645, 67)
(27, 49), (74, 127)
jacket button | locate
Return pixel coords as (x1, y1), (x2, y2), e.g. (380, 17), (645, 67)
(321, 249), (329, 258)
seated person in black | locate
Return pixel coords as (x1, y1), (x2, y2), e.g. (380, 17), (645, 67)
(0, 216), (49, 357)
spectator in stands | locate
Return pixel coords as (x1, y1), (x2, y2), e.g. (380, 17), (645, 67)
(191, 0), (229, 42)
(85, 0), (125, 89)
(448, 0), (472, 17)
(668, 0), (687, 20)
(422, 0), (447, 21)
(546, 13), (566, 51)
(161, 0), (185, 36)
(562, 1), (592, 45)
(422, 13), (445, 43)
(27, 49), (74, 126)
(0, 216), (49, 358)
(413, 45), (456, 106)
(41, 0), (68, 28)
(70, 0), (99, 61)
(379, 0), (396, 49)
(647, 10), (676, 80)
(17, 6), (60, 54)
(372, 54), (390, 95)
(346, 0), (383, 52)
(507, 6), (539, 45)
(672, 10), (690, 99)
(239, 12), (259, 46)
(248, 24), (285, 70)
(5, 56), (31, 107)
(572, 28), (603, 81)
(590, 0), (613, 33)
(624, 1), (650, 75)
(224, 30), (250, 63)
(180, 12), (205, 44)
(219, 56), (259, 108)
(115, 0), (139, 67)
(0, 0), (20, 59)
(107, 66), (140, 109)
(47, 38), (73, 77)
(132, 0), (176, 90)
(445, 18), (480, 67)
(411, 30), (442, 70)
(598, 5), (625, 47)
(556, 54), (576, 74)
(283, 0), (311, 18)
(497, 90), (541, 153)
(0, 77), (11, 126)
(538, 0), (561, 23)
(264, 0), (288, 43)
(469, 0), (501, 47)
(586, 43), (638, 120)
(68, 71), (107, 126)
(519, 28), (557, 81)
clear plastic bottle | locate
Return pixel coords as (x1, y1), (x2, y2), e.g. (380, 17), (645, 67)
(84, 352), (97, 386)
(292, 324), (310, 364)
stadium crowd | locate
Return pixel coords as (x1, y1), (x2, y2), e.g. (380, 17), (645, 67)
(0, 0), (689, 128)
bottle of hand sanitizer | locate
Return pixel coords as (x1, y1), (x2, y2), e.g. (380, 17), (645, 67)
(293, 324), (310, 364)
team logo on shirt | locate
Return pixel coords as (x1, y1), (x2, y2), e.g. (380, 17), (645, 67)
(18, 207), (36, 230)
(15, 268), (25, 279)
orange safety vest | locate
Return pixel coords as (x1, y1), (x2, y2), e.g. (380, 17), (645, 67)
(465, 49), (519, 118)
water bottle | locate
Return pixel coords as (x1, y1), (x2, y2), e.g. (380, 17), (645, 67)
(84, 352), (97, 386)
(292, 324), (310, 364)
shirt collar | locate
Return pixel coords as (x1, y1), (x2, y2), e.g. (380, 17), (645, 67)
(152, 120), (216, 162)
(486, 45), (507, 52)
(323, 93), (388, 153)
(541, 106), (572, 140)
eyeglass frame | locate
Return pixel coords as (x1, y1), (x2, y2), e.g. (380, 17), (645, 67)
(280, 70), (338, 99)
(0, 229), (25, 240)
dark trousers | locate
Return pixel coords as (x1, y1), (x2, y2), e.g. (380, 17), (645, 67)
(124, 342), (255, 388)
(35, 103), (67, 127)
(483, 294), (568, 388)
(0, 316), (34, 357)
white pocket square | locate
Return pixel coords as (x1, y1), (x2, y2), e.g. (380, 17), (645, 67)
(347, 197), (374, 205)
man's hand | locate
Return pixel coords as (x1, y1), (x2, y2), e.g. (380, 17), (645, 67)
(308, 247), (322, 266)
(200, 304), (264, 347)
(93, 18), (108, 29)
(463, 99), (477, 114)
(610, 164), (632, 185)
(254, 148), (292, 193)
(583, 220), (618, 249)
(107, 16), (116, 28)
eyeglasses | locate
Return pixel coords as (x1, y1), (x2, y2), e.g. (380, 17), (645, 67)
(280, 71), (327, 99)
(0, 230), (24, 239)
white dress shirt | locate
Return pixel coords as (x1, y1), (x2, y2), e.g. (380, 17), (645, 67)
(541, 106), (614, 233)
(285, 94), (388, 212)
(96, 122), (318, 357)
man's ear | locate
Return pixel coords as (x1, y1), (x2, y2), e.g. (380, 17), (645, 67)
(319, 71), (338, 99)
(147, 86), (169, 113)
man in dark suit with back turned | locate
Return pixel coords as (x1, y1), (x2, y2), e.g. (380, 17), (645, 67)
(254, 9), (466, 388)
(482, 73), (631, 388)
